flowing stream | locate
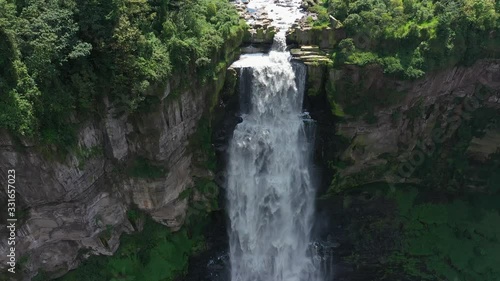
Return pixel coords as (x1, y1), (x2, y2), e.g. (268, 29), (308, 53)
(227, 2), (321, 280)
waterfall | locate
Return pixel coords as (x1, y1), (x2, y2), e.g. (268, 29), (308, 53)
(227, 7), (321, 279)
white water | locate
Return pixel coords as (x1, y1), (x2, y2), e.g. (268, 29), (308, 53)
(227, 2), (321, 280)
(242, 0), (303, 35)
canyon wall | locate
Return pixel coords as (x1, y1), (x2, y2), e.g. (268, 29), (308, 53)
(0, 32), (242, 280)
(288, 23), (500, 280)
(306, 59), (500, 190)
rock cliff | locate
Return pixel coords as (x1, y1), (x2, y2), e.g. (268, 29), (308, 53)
(307, 60), (500, 191)
(285, 21), (500, 190)
(288, 22), (500, 280)
(0, 34), (242, 279)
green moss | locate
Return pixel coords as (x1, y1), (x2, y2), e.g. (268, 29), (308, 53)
(387, 189), (500, 281)
(326, 69), (405, 120)
(195, 178), (219, 210)
(325, 78), (346, 117)
(362, 111), (378, 124)
(75, 145), (103, 169)
(331, 101), (345, 117)
(189, 118), (216, 171)
(328, 164), (389, 194)
(127, 157), (167, 179)
(32, 271), (50, 281)
(164, 88), (184, 106)
(338, 183), (500, 280)
(126, 209), (140, 224)
(413, 105), (500, 191)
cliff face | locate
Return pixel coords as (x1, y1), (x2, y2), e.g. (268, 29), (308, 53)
(0, 37), (241, 279)
(290, 25), (500, 279)
(320, 60), (500, 190)
(286, 16), (500, 190)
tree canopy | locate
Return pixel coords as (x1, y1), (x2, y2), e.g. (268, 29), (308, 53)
(0, 0), (244, 150)
(312, 0), (500, 78)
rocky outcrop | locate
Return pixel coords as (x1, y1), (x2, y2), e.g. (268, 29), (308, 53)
(290, 45), (332, 65)
(0, 33), (243, 280)
(285, 10), (345, 49)
(467, 128), (500, 161)
(235, 3), (276, 50)
(287, 25), (344, 49)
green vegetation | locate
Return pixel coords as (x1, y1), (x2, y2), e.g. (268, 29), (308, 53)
(189, 117), (217, 170)
(313, 0), (500, 79)
(75, 145), (104, 168)
(49, 216), (206, 281)
(307, 3), (331, 28)
(387, 186), (500, 281)
(127, 157), (168, 179)
(183, 115), (221, 220)
(0, 0), (245, 150)
(325, 70), (405, 119)
(337, 183), (500, 280)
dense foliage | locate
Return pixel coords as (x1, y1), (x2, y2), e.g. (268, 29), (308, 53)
(340, 183), (500, 281)
(312, 0), (500, 78)
(0, 0), (244, 149)
(388, 186), (500, 281)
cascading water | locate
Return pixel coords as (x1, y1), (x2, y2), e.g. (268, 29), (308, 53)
(227, 2), (322, 280)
